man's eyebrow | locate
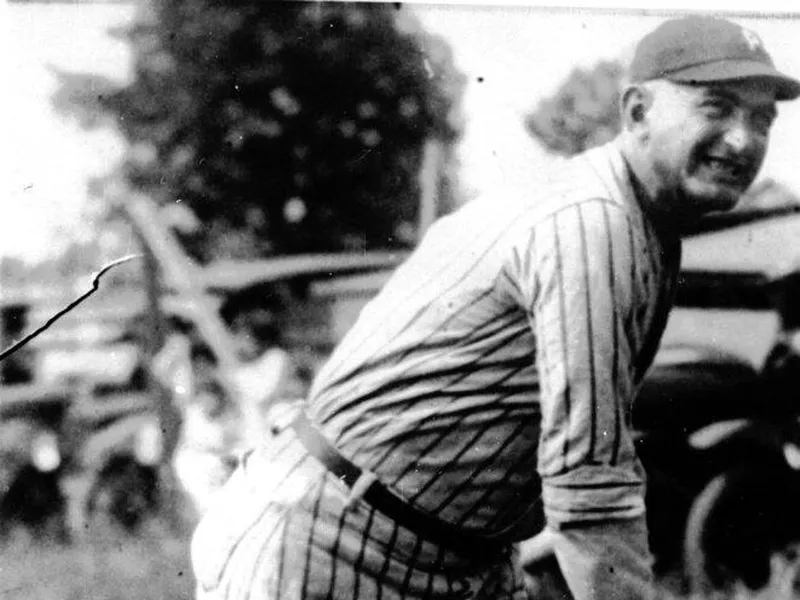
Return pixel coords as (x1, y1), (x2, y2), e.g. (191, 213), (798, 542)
(702, 88), (741, 103)
(703, 87), (778, 117)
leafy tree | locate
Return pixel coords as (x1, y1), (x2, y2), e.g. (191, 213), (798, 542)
(524, 60), (623, 158)
(65, 1), (466, 262)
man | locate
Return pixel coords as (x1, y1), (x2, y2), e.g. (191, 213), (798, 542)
(191, 15), (799, 600)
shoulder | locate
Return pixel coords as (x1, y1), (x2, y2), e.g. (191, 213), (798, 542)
(527, 144), (646, 242)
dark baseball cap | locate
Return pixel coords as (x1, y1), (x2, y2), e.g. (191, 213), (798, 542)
(630, 16), (800, 101)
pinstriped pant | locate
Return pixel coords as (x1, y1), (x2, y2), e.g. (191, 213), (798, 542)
(191, 424), (529, 600)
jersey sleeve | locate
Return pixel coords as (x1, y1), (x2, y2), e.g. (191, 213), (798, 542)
(509, 199), (648, 524)
(508, 198), (656, 598)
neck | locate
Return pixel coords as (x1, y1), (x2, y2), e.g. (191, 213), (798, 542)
(614, 136), (694, 239)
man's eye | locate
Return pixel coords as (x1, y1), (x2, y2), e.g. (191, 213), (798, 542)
(752, 111), (776, 134)
(702, 100), (732, 118)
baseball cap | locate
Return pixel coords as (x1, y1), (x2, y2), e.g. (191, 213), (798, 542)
(630, 16), (800, 101)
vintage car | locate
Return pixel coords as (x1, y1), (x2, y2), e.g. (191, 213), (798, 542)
(0, 381), (70, 541)
(0, 289), (167, 537)
(633, 205), (800, 576)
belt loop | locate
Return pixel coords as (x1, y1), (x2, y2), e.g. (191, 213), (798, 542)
(344, 470), (379, 510)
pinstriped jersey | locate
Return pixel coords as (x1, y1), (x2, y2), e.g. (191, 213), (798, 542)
(306, 142), (681, 540)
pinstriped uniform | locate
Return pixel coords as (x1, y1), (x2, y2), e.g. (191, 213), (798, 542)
(194, 424), (526, 600)
(191, 142), (681, 599)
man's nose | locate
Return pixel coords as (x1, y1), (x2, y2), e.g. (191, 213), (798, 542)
(722, 114), (759, 153)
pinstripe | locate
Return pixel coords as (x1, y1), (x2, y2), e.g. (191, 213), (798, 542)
(320, 259), (463, 378)
(497, 265), (523, 299)
(328, 474), (358, 598)
(576, 205), (599, 463)
(301, 477), (327, 599)
(552, 480), (641, 490)
(463, 441), (541, 529)
(424, 413), (532, 512)
(325, 194), (551, 365)
(246, 509), (292, 600)
(625, 215), (640, 391)
(342, 375), (530, 458)
(326, 305), (525, 437)
(386, 384), (534, 485)
(372, 358), (533, 480)
(528, 227), (554, 409)
(374, 519), (400, 600)
(552, 212), (573, 470)
(333, 287), (500, 389)
(320, 228), (517, 386)
(347, 326), (532, 459)
(205, 448), (308, 590)
(423, 546), (446, 600)
(343, 299), (523, 389)
(601, 202), (623, 465)
(406, 405), (526, 506)
(350, 507), (377, 600)
(399, 534), (425, 595)
(273, 508), (288, 599)
(346, 322), (528, 418)
(565, 504), (640, 514)
(226, 469), (304, 600)
(239, 524), (267, 600)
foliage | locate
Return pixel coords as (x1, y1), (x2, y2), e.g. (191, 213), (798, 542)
(85, 1), (465, 262)
(48, 70), (121, 132)
(524, 60), (623, 158)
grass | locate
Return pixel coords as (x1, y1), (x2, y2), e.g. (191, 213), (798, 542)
(0, 519), (195, 600)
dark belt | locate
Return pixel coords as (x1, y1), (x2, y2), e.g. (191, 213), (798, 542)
(289, 411), (507, 561)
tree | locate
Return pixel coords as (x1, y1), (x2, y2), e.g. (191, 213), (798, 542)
(524, 60), (623, 158)
(78, 1), (466, 262)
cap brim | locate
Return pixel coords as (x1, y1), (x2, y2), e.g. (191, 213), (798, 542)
(665, 59), (800, 101)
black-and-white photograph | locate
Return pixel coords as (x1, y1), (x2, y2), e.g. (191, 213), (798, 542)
(2, 1), (799, 598)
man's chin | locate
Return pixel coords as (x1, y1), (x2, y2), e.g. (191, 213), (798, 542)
(685, 183), (743, 215)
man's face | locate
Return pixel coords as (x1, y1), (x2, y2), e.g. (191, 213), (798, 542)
(640, 79), (778, 218)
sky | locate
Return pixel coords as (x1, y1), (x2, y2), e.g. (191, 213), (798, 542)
(3, 1), (800, 262)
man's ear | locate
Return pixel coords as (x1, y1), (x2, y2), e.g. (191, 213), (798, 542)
(620, 84), (653, 133)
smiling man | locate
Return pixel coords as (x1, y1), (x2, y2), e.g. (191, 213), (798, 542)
(191, 15), (799, 600)
(620, 16), (794, 232)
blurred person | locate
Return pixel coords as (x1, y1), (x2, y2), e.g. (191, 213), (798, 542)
(169, 343), (242, 521)
(191, 15), (799, 600)
(153, 318), (241, 520)
(220, 287), (306, 447)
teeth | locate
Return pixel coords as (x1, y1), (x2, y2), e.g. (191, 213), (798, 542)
(706, 158), (738, 175)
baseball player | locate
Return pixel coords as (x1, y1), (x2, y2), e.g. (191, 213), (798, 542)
(191, 15), (800, 600)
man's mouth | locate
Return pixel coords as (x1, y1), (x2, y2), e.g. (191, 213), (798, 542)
(699, 155), (752, 186)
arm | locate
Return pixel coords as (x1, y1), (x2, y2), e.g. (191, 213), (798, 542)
(514, 200), (654, 599)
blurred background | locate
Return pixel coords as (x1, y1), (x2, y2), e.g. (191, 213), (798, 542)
(1, 1), (799, 599)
